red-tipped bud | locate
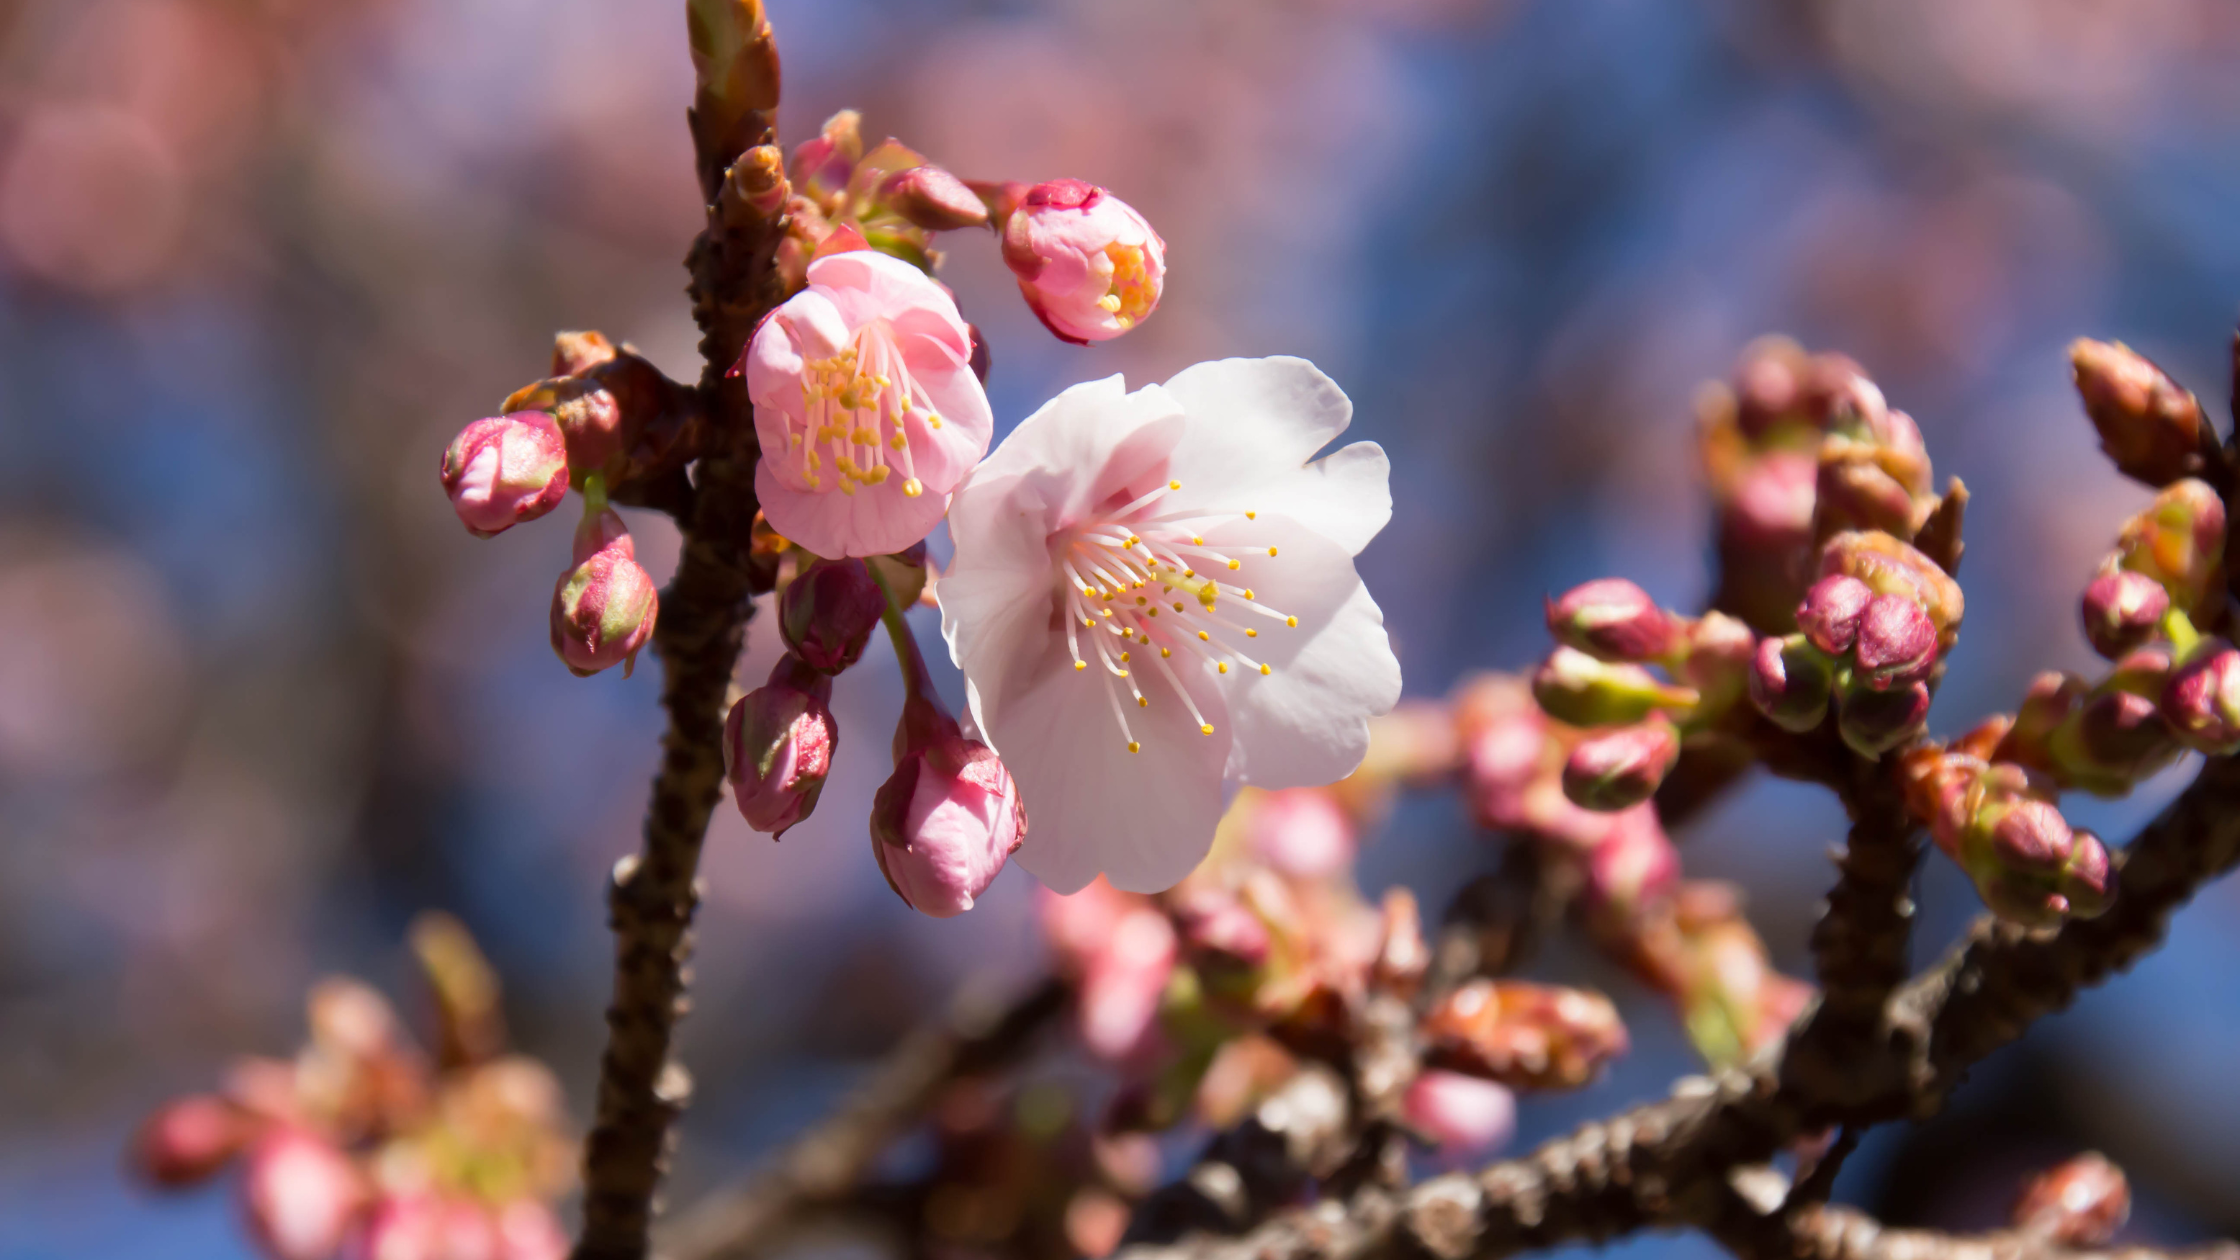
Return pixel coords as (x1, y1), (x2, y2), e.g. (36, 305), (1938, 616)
(1000, 179), (1164, 344)
(2160, 639), (2240, 753)
(1677, 610), (1756, 706)
(1749, 634), (1834, 731)
(789, 109), (861, 201)
(549, 510), (658, 677)
(1796, 574), (1874, 656)
(1949, 769), (2115, 926)
(1561, 719), (1679, 811)
(2013, 1152), (2131, 1247)
(2071, 339), (2207, 488)
(1421, 980), (1628, 1091)
(1835, 678), (1931, 757)
(1819, 530), (1964, 643)
(2116, 478), (2226, 618)
(440, 413), (570, 538)
(130, 1095), (248, 1188)
(870, 695), (1026, 917)
(1545, 578), (1682, 662)
(240, 1131), (367, 1260)
(1724, 449), (1818, 549)
(2080, 569), (2171, 660)
(878, 165), (989, 231)
(1532, 646), (1697, 728)
(1402, 1071), (1515, 1160)
(1852, 592), (1939, 688)
(2053, 689), (2178, 795)
(777, 558), (885, 675)
(724, 656), (836, 838)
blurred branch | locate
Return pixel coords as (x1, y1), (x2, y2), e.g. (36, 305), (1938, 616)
(657, 979), (1069, 1260)
(1706, 1179), (2237, 1260)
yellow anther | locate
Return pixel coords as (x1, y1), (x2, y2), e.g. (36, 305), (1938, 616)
(1136, 596), (1147, 606)
(1199, 723), (1214, 735)
(897, 397), (912, 414)
(890, 435), (907, 450)
(1114, 315), (1135, 331)
(927, 414), (943, 429)
(1259, 663), (1272, 675)
(1075, 660), (1087, 671)
(1127, 741), (1141, 753)
(1173, 602), (1185, 613)
(1218, 662), (1229, 674)
(1198, 631), (1210, 641)
(1267, 547), (1278, 557)
(1160, 648), (1172, 658)
(852, 428), (878, 444)
(1246, 628), (1258, 638)
(1183, 569), (1196, 578)
(838, 479), (857, 496)
(1286, 616), (1298, 628)
(1125, 535), (1140, 547)
(1147, 608), (1159, 617)
(1227, 559), (1241, 571)
(1120, 652), (1131, 663)
(1246, 511), (1257, 520)
(1139, 633), (1150, 644)
(1137, 696), (1148, 708)
(1192, 536), (1204, 546)
(864, 466), (891, 485)
(1243, 589), (1255, 600)
(901, 478), (924, 498)
(1117, 669), (1129, 677)
(1169, 480), (1181, 490)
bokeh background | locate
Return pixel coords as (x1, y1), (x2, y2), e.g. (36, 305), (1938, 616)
(7, 0), (2240, 1255)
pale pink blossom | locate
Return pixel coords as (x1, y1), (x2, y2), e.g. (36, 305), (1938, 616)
(1078, 903), (1177, 1061)
(241, 1129), (368, 1260)
(869, 695), (1026, 917)
(940, 358), (1401, 893)
(744, 249), (992, 558)
(1244, 787), (1355, 878)
(1001, 179), (1165, 345)
(1402, 1070), (1516, 1160)
(439, 413), (570, 538)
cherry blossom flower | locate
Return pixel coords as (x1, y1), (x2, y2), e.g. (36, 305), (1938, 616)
(744, 249), (993, 558)
(1000, 179), (1166, 345)
(939, 358), (1401, 893)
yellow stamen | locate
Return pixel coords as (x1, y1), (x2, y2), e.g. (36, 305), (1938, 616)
(1127, 741), (1141, 753)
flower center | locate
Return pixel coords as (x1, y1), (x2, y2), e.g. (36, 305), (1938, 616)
(1093, 244), (1155, 330)
(1055, 479), (1298, 754)
(789, 320), (943, 498)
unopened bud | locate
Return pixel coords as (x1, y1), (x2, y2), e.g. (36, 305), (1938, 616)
(1852, 592), (1939, 688)
(870, 695), (1027, 917)
(1532, 646), (1697, 728)
(724, 656), (837, 838)
(1815, 443), (1919, 538)
(1748, 635), (1833, 731)
(878, 165), (989, 231)
(550, 510), (659, 677)
(1171, 888), (1270, 972)
(1545, 578), (1682, 662)
(1421, 979), (1628, 1091)
(2014, 1152), (2131, 1247)
(1723, 449), (1818, 550)
(2071, 339), (2206, 487)
(2116, 478), (2226, 618)
(1996, 671), (2088, 773)
(240, 1131), (367, 1260)
(1676, 610), (1755, 707)
(1561, 719), (1679, 811)
(1834, 678), (1930, 757)
(2160, 639), (2240, 753)
(1374, 888), (1431, 998)
(2055, 689), (2178, 796)
(1796, 574), (1874, 656)
(1585, 804), (1679, 930)
(1000, 179), (1165, 344)
(2080, 569), (2171, 660)
(130, 1095), (248, 1188)
(552, 330), (618, 377)
(1953, 772), (2114, 926)
(440, 413), (570, 538)
(1819, 530), (1964, 644)
(778, 558), (885, 674)
(1401, 1071), (1516, 1159)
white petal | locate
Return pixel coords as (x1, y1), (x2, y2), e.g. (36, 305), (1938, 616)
(941, 470), (1062, 725)
(982, 625), (1232, 894)
(971, 376), (1186, 525)
(1160, 356), (1354, 470)
(1205, 513), (1401, 788)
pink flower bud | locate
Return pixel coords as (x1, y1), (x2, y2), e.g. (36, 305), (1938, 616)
(2080, 570), (2170, 660)
(1402, 1070), (1516, 1160)
(439, 413), (570, 538)
(1561, 718), (1679, 812)
(1078, 904), (1176, 1061)
(1815, 446), (1919, 538)
(789, 109), (861, 201)
(549, 510), (658, 677)
(1953, 772), (2114, 926)
(1749, 634), (1834, 732)
(869, 695), (1026, 917)
(1545, 578), (1683, 663)
(2071, 338), (2206, 488)
(1242, 787), (1354, 878)
(2161, 639), (2240, 754)
(1000, 179), (1165, 344)
(1725, 449), (1818, 549)
(130, 1094), (249, 1188)
(2013, 1152), (2131, 1247)
(2116, 478), (2226, 619)
(1585, 804), (1679, 928)
(1676, 610), (1755, 705)
(1421, 979), (1628, 1091)
(1834, 677), (1931, 757)
(1795, 575), (1873, 656)
(240, 1130), (367, 1260)
(2059, 689), (2178, 793)
(777, 557), (885, 674)
(878, 165), (989, 231)
(1532, 646), (1697, 728)
(724, 656), (837, 838)
(1171, 887), (1271, 971)
(1852, 592), (1938, 688)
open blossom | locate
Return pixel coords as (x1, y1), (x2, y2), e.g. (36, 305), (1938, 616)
(1001, 179), (1165, 345)
(744, 249), (992, 558)
(940, 358), (1401, 893)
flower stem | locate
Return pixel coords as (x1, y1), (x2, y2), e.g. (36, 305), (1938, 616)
(869, 559), (937, 703)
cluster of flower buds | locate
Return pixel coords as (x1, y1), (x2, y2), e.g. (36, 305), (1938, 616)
(1534, 579), (1754, 809)
(1419, 979), (1628, 1090)
(2010, 1151), (2131, 1247)
(129, 916), (572, 1260)
(1697, 339), (1951, 632)
(1904, 740), (2113, 927)
(1747, 530), (1964, 755)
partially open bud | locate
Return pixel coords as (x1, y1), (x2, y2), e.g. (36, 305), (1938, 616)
(440, 413), (570, 538)
(2116, 478), (2226, 621)
(1421, 979), (1628, 1091)
(1835, 678), (1931, 757)
(1852, 592), (1939, 689)
(1545, 578), (1683, 662)
(1748, 634), (1834, 732)
(2013, 1152), (2131, 1247)
(1819, 530), (1964, 646)
(789, 109), (860, 203)
(1000, 179), (1165, 344)
(778, 558), (885, 675)
(870, 694), (1027, 917)
(724, 656), (837, 838)
(1795, 574), (1874, 656)
(2080, 569), (2171, 660)
(550, 510), (658, 677)
(878, 164), (988, 231)
(240, 1130), (367, 1260)
(130, 1095), (248, 1188)
(1532, 646), (1697, 728)
(2160, 638), (2240, 753)
(2071, 339), (2206, 488)
(1402, 1070), (1516, 1160)
(1561, 718), (1679, 811)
